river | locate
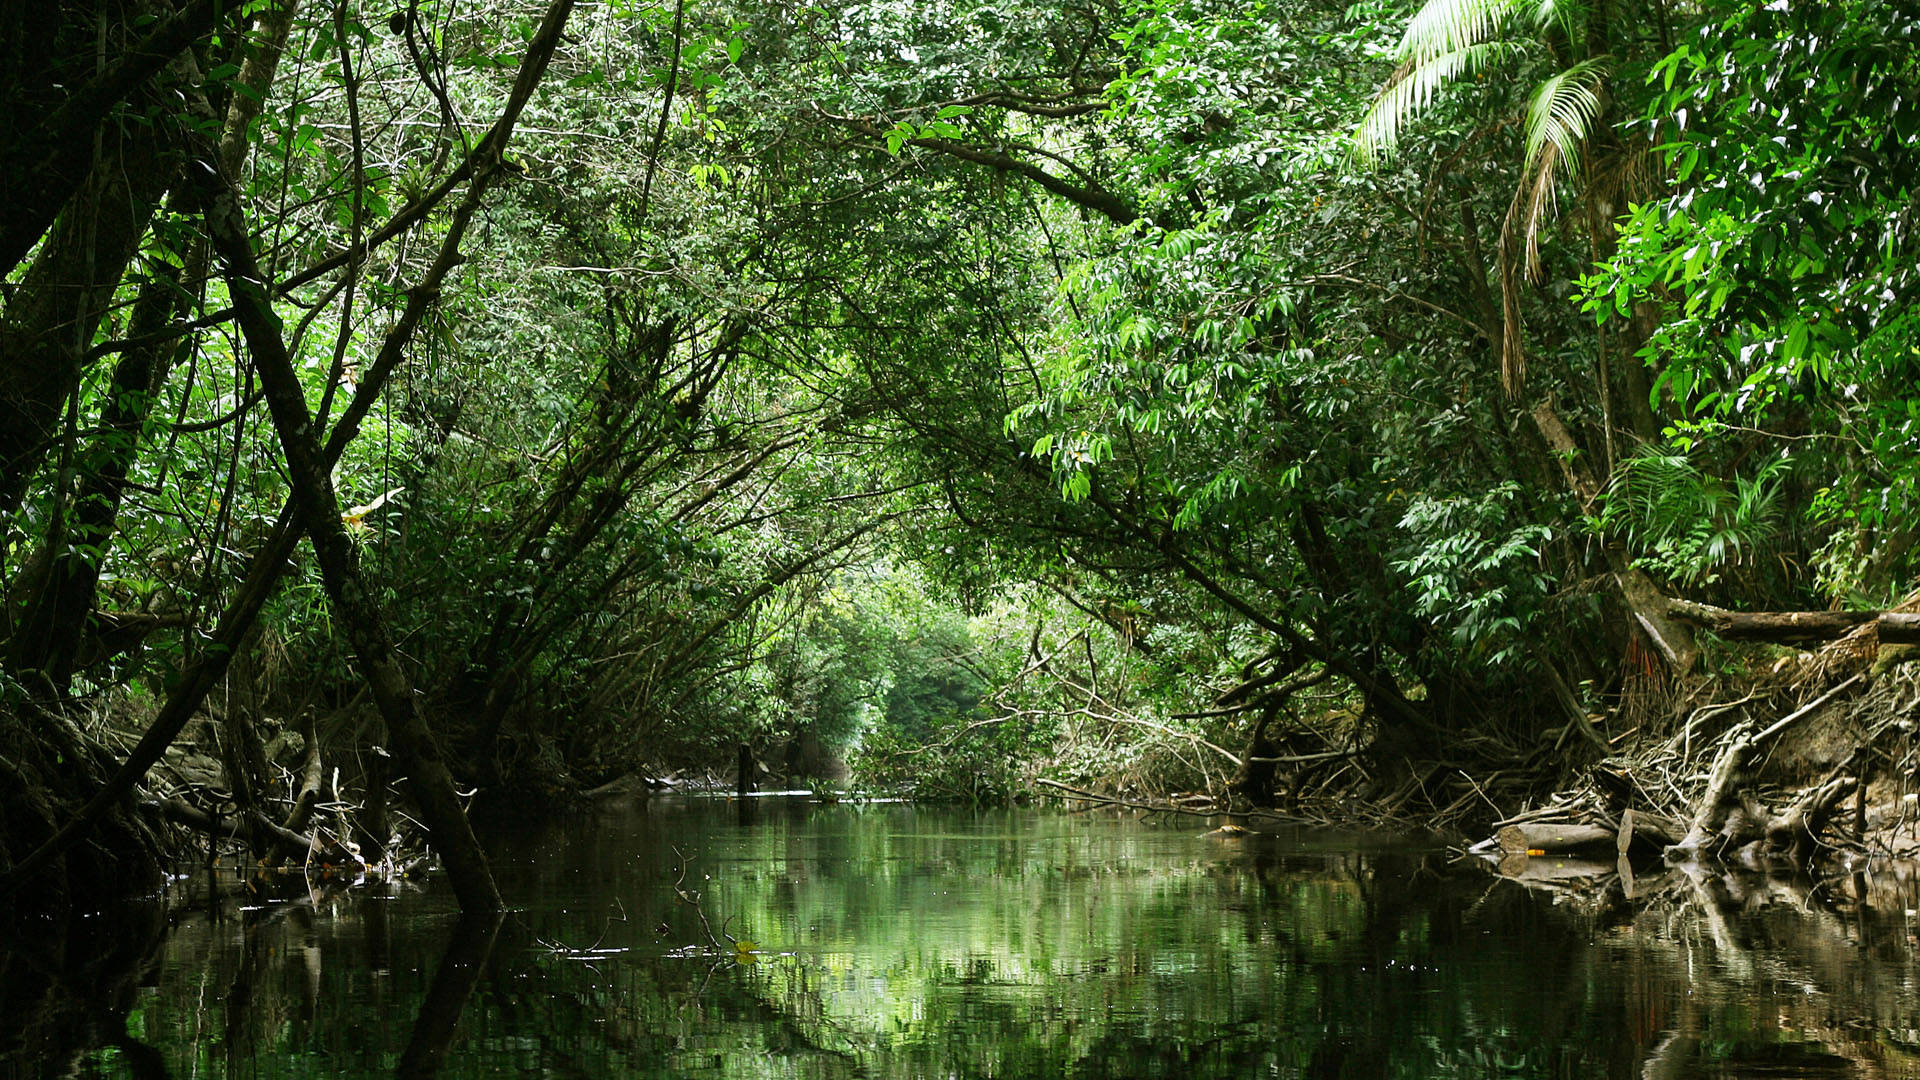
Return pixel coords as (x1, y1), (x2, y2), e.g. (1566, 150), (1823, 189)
(8, 796), (1920, 1077)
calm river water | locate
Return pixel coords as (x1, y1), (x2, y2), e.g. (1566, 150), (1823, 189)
(10, 797), (1920, 1078)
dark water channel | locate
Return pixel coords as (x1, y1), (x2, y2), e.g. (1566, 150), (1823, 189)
(10, 798), (1920, 1078)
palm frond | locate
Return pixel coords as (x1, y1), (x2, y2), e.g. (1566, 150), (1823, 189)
(1527, 0), (1591, 48)
(1518, 139), (1562, 280)
(1498, 183), (1528, 395)
(1524, 56), (1611, 178)
(1401, 0), (1533, 63)
(1509, 58), (1611, 279)
(1351, 41), (1521, 165)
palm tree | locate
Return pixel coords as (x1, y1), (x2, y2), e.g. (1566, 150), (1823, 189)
(1351, 0), (1653, 397)
(1348, 0), (1709, 676)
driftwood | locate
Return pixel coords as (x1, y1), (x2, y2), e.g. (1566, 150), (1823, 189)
(1616, 808), (1684, 853)
(1666, 726), (1754, 861)
(1667, 599), (1920, 645)
(1753, 674), (1863, 742)
(1494, 810), (1685, 858)
(1497, 822), (1616, 855)
(1760, 775), (1858, 863)
(1662, 671), (1871, 865)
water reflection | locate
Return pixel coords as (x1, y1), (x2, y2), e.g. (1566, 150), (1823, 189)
(6, 799), (1920, 1078)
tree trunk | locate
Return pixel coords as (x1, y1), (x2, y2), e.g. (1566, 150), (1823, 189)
(6, 241), (193, 687)
(189, 0), (577, 913)
(194, 152), (507, 918)
(7, 0), (304, 691)
(0, 0), (226, 278)
(203, 204), (506, 913)
(0, 58), (181, 515)
(1496, 822), (1617, 855)
(0, 1), (574, 906)
(1532, 400), (1700, 672)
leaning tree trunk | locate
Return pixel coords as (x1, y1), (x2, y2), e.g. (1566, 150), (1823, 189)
(7, 0), (304, 693)
(0, 51), (183, 520)
(1531, 400), (1700, 673)
(1667, 599), (1920, 645)
(189, 0), (577, 913)
(0, 0), (227, 278)
(198, 165), (505, 914)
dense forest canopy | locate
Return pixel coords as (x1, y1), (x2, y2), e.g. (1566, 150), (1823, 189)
(0, 0), (1915, 911)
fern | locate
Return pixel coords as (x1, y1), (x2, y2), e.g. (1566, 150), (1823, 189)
(1600, 448), (1788, 586)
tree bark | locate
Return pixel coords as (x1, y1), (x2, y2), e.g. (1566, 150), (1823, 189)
(0, 58), (182, 515)
(7, 0), (305, 691)
(6, 232), (195, 687)
(185, 0), (582, 908)
(198, 155), (507, 913)
(187, 0), (576, 913)
(1496, 822), (1617, 855)
(0, 0), (574, 905)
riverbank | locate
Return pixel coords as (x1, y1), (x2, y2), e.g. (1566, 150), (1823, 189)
(1029, 626), (1920, 876)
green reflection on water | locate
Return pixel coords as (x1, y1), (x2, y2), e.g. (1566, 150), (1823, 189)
(17, 799), (1920, 1078)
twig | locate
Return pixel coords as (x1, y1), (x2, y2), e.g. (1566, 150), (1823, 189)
(671, 845), (723, 950)
(1033, 778), (1309, 824)
(1754, 674), (1864, 744)
(1492, 800), (1573, 828)
(1100, 716), (1243, 767)
(1458, 769), (1506, 820)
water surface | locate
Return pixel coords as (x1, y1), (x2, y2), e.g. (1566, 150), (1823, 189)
(11, 798), (1920, 1078)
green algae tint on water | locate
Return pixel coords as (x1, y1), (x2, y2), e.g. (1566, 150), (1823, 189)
(16, 798), (1920, 1079)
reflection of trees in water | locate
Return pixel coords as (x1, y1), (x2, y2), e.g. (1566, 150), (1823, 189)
(15, 809), (1920, 1078)
(0, 901), (168, 1078)
(1614, 861), (1920, 1078)
(1493, 854), (1920, 1078)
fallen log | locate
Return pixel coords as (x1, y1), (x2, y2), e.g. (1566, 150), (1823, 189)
(1667, 599), (1920, 644)
(1497, 821), (1617, 855)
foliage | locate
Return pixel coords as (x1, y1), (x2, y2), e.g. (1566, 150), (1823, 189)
(1595, 448), (1787, 589)
(1587, 0), (1920, 600)
(1394, 482), (1551, 667)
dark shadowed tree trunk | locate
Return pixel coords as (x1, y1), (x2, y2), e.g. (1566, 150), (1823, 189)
(6, 0), (303, 693)
(0, 0), (225, 278)
(0, 59), (182, 518)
